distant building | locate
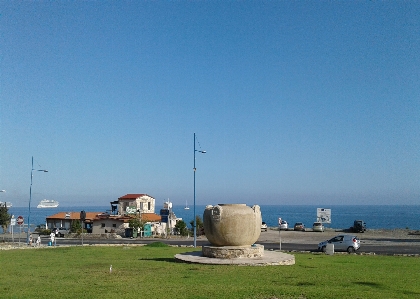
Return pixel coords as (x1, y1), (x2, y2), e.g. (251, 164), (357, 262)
(46, 211), (101, 231)
(91, 212), (161, 235)
(45, 193), (164, 236)
(117, 194), (156, 216)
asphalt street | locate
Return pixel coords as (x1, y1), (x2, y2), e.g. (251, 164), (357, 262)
(3, 235), (418, 255)
(3, 228), (420, 255)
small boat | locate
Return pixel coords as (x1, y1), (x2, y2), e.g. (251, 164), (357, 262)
(37, 199), (59, 208)
(184, 200), (189, 210)
(0, 201), (12, 208)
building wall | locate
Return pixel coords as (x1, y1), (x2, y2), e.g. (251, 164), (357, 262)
(153, 222), (166, 236)
(118, 195), (155, 216)
(47, 219), (73, 229)
(92, 218), (126, 234)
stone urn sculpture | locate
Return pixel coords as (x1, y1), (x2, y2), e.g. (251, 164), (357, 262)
(203, 204), (261, 246)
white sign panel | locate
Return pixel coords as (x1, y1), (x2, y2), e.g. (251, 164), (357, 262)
(126, 206), (137, 214)
(317, 208), (331, 224)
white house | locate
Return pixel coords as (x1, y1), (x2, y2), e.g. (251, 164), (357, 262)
(118, 194), (155, 216)
(89, 194), (162, 236)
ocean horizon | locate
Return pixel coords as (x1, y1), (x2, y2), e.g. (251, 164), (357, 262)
(2, 204), (419, 233)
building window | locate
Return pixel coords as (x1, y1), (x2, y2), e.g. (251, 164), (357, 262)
(101, 223), (105, 228)
(112, 224), (117, 228)
(148, 202), (151, 210)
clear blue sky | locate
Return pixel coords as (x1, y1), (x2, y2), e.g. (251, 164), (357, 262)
(1, 1), (419, 207)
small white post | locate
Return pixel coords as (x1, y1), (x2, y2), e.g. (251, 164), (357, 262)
(279, 228), (281, 251)
(278, 217), (282, 251)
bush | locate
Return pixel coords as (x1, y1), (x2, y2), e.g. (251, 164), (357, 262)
(174, 220), (189, 236)
(35, 228), (51, 235)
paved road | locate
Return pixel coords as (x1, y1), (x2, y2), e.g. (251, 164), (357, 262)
(3, 230), (419, 255)
(6, 236), (415, 255)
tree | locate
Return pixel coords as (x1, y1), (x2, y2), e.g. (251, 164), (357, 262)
(71, 219), (82, 234)
(128, 217), (146, 236)
(174, 220), (188, 236)
(129, 218), (143, 230)
(0, 203), (11, 234)
(189, 215), (204, 236)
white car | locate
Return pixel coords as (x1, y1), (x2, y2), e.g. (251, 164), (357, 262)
(279, 220), (288, 230)
(312, 222), (325, 232)
(261, 222), (268, 232)
(318, 234), (360, 253)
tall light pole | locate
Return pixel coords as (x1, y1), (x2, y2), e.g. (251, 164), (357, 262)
(0, 190), (5, 207)
(27, 156), (48, 244)
(193, 133), (206, 248)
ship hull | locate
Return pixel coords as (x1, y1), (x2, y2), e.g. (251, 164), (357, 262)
(37, 200), (59, 208)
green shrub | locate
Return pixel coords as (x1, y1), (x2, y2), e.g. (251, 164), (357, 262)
(34, 228), (51, 235)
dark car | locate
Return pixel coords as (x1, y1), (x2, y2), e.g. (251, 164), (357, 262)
(293, 222), (305, 231)
(352, 220), (366, 233)
(52, 227), (68, 237)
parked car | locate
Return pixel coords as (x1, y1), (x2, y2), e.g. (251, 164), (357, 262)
(293, 222), (305, 231)
(318, 234), (360, 253)
(312, 222), (325, 232)
(352, 220), (366, 233)
(52, 227), (68, 237)
(261, 222), (268, 232)
(279, 220), (288, 230)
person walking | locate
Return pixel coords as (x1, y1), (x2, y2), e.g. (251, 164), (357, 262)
(49, 231), (55, 246)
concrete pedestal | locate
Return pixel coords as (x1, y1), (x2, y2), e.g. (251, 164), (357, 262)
(202, 244), (264, 259)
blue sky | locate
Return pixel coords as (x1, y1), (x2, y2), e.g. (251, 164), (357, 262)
(1, 1), (419, 207)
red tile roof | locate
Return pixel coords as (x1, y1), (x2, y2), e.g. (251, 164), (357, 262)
(118, 194), (153, 200)
(46, 212), (102, 220)
(119, 214), (162, 223)
(141, 213), (161, 222)
(46, 211), (161, 222)
(94, 214), (128, 221)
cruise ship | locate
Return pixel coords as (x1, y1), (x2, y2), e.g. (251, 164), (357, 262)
(37, 199), (59, 208)
(0, 201), (12, 208)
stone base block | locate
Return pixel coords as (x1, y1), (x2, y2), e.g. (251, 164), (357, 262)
(202, 244), (264, 259)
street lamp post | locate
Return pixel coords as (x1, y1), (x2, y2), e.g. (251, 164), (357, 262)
(0, 190), (6, 237)
(27, 156), (48, 245)
(193, 133), (206, 248)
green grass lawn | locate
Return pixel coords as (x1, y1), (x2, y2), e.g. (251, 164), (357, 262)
(0, 244), (419, 299)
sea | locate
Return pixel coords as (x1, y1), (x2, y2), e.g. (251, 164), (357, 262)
(2, 204), (419, 233)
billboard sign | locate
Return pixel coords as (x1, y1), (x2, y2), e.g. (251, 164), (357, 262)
(126, 206), (137, 214)
(317, 208), (331, 224)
